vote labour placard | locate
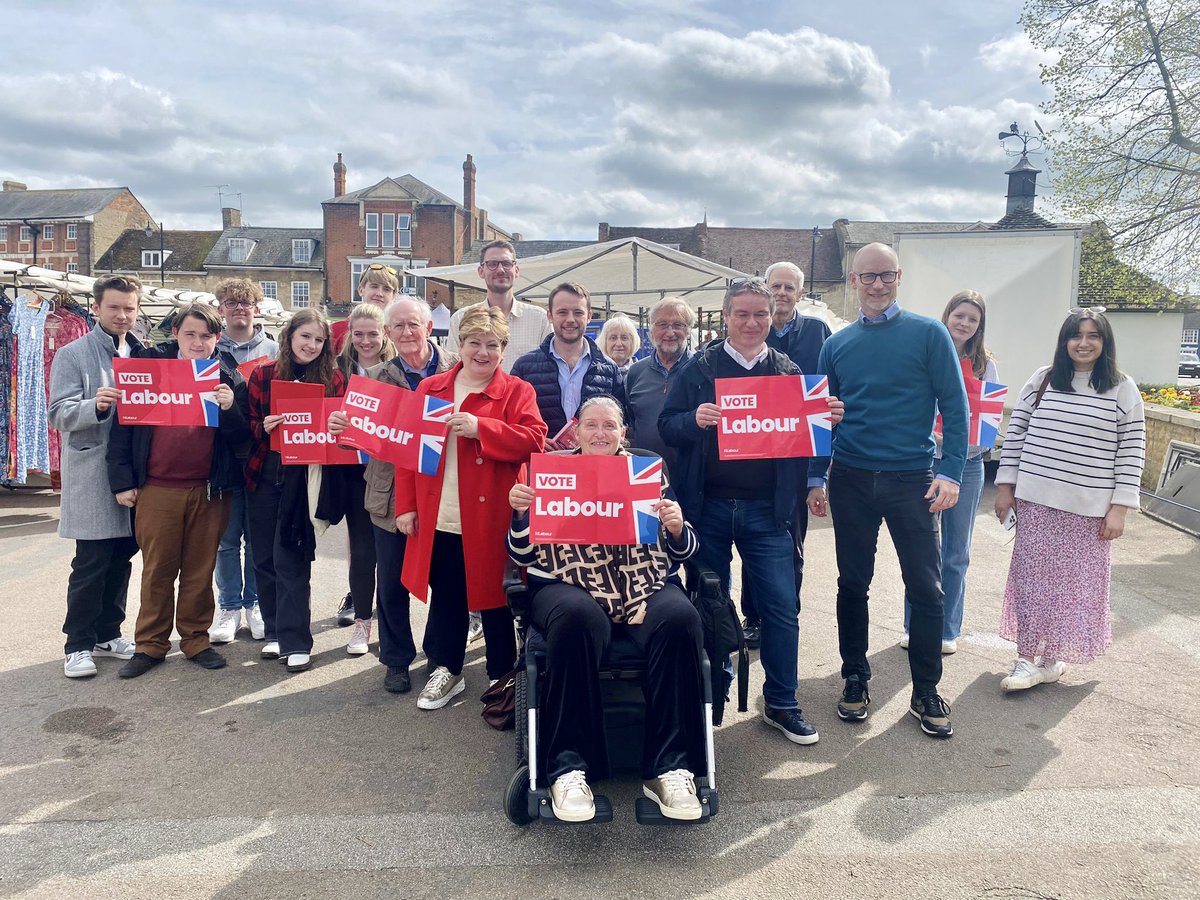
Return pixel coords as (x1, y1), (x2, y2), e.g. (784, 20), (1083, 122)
(334, 375), (453, 475)
(112, 358), (221, 427)
(237, 356), (270, 382)
(528, 453), (663, 545)
(270, 380), (324, 452)
(715, 374), (832, 461)
(276, 398), (366, 466)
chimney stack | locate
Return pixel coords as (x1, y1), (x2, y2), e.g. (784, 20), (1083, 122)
(1004, 153), (1041, 215)
(222, 207), (242, 229)
(3, 180), (27, 192)
(333, 152), (347, 198)
(463, 154), (477, 246)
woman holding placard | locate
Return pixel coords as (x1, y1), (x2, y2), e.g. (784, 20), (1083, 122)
(246, 308), (347, 673)
(901, 290), (999, 655)
(394, 306), (546, 710)
(506, 396), (706, 824)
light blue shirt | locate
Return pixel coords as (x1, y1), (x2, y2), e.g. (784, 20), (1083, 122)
(549, 341), (592, 421)
(858, 300), (901, 324)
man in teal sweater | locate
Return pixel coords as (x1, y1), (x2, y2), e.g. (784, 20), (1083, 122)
(808, 242), (968, 739)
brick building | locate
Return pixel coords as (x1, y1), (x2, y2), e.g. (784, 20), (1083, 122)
(95, 226), (221, 292)
(203, 208), (324, 310)
(0, 181), (154, 276)
(322, 153), (510, 307)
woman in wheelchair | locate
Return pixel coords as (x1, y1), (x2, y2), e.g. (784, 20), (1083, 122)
(507, 396), (707, 822)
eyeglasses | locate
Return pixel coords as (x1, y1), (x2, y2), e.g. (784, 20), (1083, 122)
(482, 259), (516, 271)
(1069, 305), (1107, 315)
(855, 271), (898, 284)
(652, 322), (689, 331)
(221, 299), (255, 308)
(367, 263), (397, 275)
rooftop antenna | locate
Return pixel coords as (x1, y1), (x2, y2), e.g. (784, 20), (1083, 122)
(997, 121), (1045, 157)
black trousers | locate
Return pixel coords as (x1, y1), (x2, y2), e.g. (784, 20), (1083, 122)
(530, 581), (706, 782)
(247, 457), (283, 644)
(62, 533), (140, 654)
(740, 500), (808, 621)
(829, 463), (944, 697)
(424, 530), (515, 680)
(373, 524), (416, 669)
(344, 475), (377, 620)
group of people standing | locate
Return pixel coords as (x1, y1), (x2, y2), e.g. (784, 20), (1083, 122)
(49, 238), (1145, 813)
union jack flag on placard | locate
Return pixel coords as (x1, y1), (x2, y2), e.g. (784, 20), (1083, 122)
(191, 359), (223, 427)
(627, 455), (664, 544)
(418, 396), (454, 476)
(967, 378), (1008, 448)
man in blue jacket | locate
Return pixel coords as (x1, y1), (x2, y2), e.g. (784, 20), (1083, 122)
(510, 282), (625, 448)
(808, 242), (968, 740)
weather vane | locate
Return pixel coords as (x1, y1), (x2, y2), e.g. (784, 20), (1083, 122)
(998, 121), (1046, 157)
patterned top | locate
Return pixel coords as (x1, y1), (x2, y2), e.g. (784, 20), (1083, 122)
(245, 362), (347, 489)
(11, 300), (50, 481)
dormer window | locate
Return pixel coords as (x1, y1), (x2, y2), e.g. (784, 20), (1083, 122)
(228, 238), (250, 263)
(292, 239), (312, 265)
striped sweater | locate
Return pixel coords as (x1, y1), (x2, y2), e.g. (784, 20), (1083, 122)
(996, 366), (1145, 517)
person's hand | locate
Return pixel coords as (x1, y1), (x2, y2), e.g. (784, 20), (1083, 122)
(262, 413), (284, 434)
(395, 512), (417, 535)
(827, 396), (845, 426)
(1099, 505), (1129, 541)
(654, 498), (684, 538)
(510, 483), (535, 514)
(447, 411), (479, 439)
(95, 386), (120, 413)
(695, 402), (721, 429)
(214, 383), (234, 411)
(328, 409), (350, 436)
(926, 478), (960, 513)
(808, 486), (828, 518)
(115, 489), (138, 508)
(994, 483), (1015, 523)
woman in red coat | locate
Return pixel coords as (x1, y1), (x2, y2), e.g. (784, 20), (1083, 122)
(395, 306), (547, 710)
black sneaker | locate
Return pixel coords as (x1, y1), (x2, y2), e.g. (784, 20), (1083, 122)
(763, 705), (819, 745)
(909, 692), (953, 739)
(118, 652), (164, 679)
(384, 666), (412, 694)
(336, 593), (355, 627)
(742, 618), (762, 650)
(837, 675), (871, 722)
(189, 648), (227, 670)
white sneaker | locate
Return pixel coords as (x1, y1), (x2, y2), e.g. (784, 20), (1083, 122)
(246, 604), (266, 640)
(1038, 658), (1066, 683)
(93, 637), (136, 660)
(347, 619), (372, 656)
(899, 632), (910, 649)
(467, 613), (484, 644)
(643, 768), (702, 821)
(64, 650), (97, 678)
(942, 639), (958, 655)
(417, 666), (465, 710)
(550, 770), (595, 822)
(1001, 657), (1044, 692)
(209, 608), (240, 644)
(261, 641), (280, 659)
(286, 653), (312, 672)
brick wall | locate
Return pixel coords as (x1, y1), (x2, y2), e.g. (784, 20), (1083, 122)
(1143, 405), (1200, 490)
(92, 191), (152, 270)
(323, 205), (361, 305)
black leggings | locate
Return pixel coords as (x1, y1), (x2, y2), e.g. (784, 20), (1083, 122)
(342, 474), (376, 620)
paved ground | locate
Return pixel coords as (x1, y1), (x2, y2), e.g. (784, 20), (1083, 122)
(1, 479), (1197, 899)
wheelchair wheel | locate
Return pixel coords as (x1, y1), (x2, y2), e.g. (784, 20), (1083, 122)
(505, 765), (534, 825)
(515, 666), (528, 764)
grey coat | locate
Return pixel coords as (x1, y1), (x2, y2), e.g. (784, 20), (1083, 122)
(48, 325), (143, 540)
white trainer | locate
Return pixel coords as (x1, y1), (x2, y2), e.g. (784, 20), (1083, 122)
(942, 639), (958, 655)
(1001, 657), (1044, 692)
(64, 650), (97, 679)
(550, 770), (596, 822)
(261, 641), (280, 659)
(209, 608), (240, 644)
(416, 666), (465, 710)
(286, 653), (312, 672)
(246, 603), (266, 640)
(899, 632), (910, 650)
(93, 637), (136, 660)
(347, 619), (372, 656)
(467, 613), (484, 644)
(643, 769), (702, 821)
(1038, 658), (1066, 683)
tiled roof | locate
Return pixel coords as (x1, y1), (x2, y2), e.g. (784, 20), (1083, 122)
(323, 175), (462, 209)
(837, 220), (984, 246)
(459, 240), (595, 265)
(96, 229), (221, 272)
(204, 226), (324, 269)
(991, 208), (1057, 230)
(0, 187), (129, 220)
(1077, 232), (1194, 311)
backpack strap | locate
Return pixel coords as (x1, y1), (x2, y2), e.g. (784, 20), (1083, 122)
(1033, 371), (1052, 408)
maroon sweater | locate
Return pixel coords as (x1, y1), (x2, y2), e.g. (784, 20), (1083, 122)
(145, 425), (214, 489)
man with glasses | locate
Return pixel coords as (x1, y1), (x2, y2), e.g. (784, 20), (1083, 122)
(445, 240), (551, 373)
(660, 278), (843, 747)
(808, 242), (968, 740)
(210, 279), (278, 645)
(332, 264), (400, 352)
(625, 296), (695, 472)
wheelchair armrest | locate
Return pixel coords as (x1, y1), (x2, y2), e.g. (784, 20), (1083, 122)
(504, 563), (531, 619)
(684, 559), (722, 599)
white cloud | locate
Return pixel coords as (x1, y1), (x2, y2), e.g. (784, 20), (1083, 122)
(978, 31), (1059, 75)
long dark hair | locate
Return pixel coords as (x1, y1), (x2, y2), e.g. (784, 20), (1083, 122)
(1049, 309), (1121, 393)
(275, 307), (338, 394)
(941, 290), (992, 378)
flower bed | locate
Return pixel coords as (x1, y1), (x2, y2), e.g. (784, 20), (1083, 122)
(1140, 384), (1200, 411)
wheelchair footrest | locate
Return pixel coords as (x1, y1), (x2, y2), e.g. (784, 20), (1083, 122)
(535, 791), (614, 824)
(635, 787), (717, 825)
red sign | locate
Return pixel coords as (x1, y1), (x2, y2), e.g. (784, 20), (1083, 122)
(276, 398), (366, 465)
(335, 375), (453, 475)
(237, 356), (270, 381)
(270, 381), (324, 452)
(528, 453), (663, 545)
(715, 374), (832, 460)
(113, 358), (222, 427)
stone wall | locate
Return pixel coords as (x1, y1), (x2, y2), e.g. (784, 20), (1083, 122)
(1143, 404), (1200, 489)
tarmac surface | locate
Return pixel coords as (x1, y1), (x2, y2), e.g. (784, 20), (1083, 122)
(1, 478), (1197, 899)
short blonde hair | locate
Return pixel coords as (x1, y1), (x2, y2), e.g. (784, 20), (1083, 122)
(338, 302), (396, 377)
(599, 314), (640, 357)
(458, 305), (509, 346)
(358, 265), (400, 294)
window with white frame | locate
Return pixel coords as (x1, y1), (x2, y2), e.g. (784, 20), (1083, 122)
(260, 281), (278, 301)
(402, 259), (427, 295)
(20, 226), (32, 242)
(397, 214), (412, 250)
(365, 213), (379, 248)
(291, 282), (310, 308)
(381, 213), (396, 249)
(0, 225), (6, 243)
(42, 225), (54, 241)
(351, 261), (369, 297)
(364, 212), (411, 249)
(142, 250), (161, 268)
(1183, 329), (1199, 346)
(67, 263), (78, 274)
(66, 224), (77, 241)
(292, 239), (312, 265)
(228, 238), (250, 263)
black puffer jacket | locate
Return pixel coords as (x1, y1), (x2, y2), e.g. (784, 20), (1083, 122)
(509, 334), (627, 438)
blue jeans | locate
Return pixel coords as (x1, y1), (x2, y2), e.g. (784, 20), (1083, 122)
(904, 456), (984, 641)
(696, 498), (799, 711)
(215, 486), (258, 611)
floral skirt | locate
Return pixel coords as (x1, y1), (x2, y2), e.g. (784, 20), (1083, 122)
(999, 499), (1112, 664)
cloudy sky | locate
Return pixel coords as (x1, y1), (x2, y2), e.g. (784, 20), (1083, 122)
(3, 1), (1056, 238)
